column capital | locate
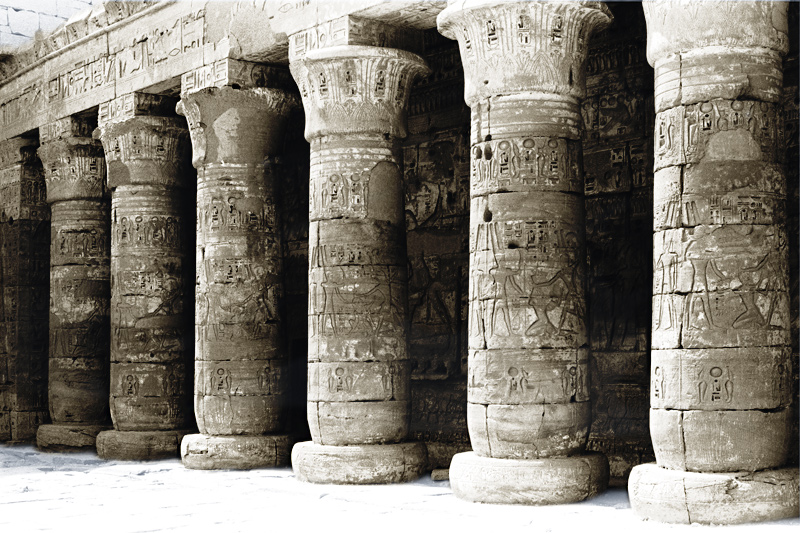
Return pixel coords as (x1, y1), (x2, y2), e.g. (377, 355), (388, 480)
(290, 45), (430, 141)
(95, 96), (189, 191)
(437, 0), (612, 107)
(37, 117), (107, 204)
(0, 137), (38, 168)
(643, 0), (789, 65)
(178, 61), (298, 169)
(643, 1), (789, 110)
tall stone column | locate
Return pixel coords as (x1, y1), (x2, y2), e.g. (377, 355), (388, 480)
(35, 117), (111, 451)
(438, 0), (612, 504)
(177, 60), (297, 469)
(94, 93), (195, 460)
(628, 1), (799, 524)
(0, 137), (49, 442)
(288, 36), (431, 483)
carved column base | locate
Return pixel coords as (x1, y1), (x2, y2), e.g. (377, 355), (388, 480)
(449, 451), (608, 505)
(180, 434), (290, 470)
(36, 424), (110, 452)
(629, 463), (800, 525)
(96, 429), (193, 461)
(291, 441), (427, 484)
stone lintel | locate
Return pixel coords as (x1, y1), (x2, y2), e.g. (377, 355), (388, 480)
(0, 1), (442, 143)
(0, 137), (38, 168)
(269, 0), (444, 48)
(97, 93), (179, 127)
(287, 14), (425, 63)
(180, 58), (293, 95)
(39, 116), (96, 145)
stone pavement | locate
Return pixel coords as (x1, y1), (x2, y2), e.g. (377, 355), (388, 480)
(0, 445), (797, 532)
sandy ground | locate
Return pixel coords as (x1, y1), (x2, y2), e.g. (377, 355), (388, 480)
(0, 445), (797, 533)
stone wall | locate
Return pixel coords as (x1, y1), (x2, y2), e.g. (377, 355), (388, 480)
(0, 0), (94, 48)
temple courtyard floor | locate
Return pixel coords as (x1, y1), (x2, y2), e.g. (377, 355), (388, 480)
(0, 445), (797, 532)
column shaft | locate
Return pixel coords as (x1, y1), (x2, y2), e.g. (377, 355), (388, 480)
(438, 0), (612, 504)
(0, 137), (50, 442)
(290, 42), (430, 484)
(178, 61), (297, 469)
(628, 1), (799, 524)
(36, 117), (112, 451)
(95, 94), (194, 460)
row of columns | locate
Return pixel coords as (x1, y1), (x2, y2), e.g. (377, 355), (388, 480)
(0, 0), (794, 526)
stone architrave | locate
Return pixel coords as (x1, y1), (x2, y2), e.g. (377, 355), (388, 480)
(438, 0), (612, 504)
(35, 116), (112, 451)
(288, 31), (431, 484)
(0, 137), (50, 442)
(177, 59), (298, 470)
(627, 1), (800, 525)
(94, 93), (194, 460)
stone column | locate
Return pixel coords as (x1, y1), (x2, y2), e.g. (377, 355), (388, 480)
(438, 0), (612, 504)
(0, 137), (50, 442)
(628, 1), (799, 524)
(35, 117), (111, 451)
(94, 93), (194, 460)
(288, 37), (431, 483)
(176, 60), (297, 469)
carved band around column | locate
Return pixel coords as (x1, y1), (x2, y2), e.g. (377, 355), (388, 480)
(35, 116), (112, 451)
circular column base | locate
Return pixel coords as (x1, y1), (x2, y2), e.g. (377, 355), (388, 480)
(449, 451), (609, 505)
(96, 429), (192, 461)
(292, 441), (428, 484)
(181, 433), (290, 470)
(36, 424), (110, 452)
(628, 463), (800, 525)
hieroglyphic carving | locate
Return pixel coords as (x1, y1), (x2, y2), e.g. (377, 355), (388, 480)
(439, 0), (610, 469)
(654, 100), (783, 171)
(438, 1), (612, 106)
(38, 121), (111, 431)
(293, 43), (429, 455)
(470, 137), (582, 194)
(97, 112), (192, 437)
(0, 136), (50, 442)
(640, 1), (794, 494)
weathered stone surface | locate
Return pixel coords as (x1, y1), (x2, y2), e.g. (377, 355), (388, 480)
(649, 407), (791, 473)
(635, 4), (794, 522)
(307, 400), (409, 446)
(651, 347), (792, 410)
(291, 441), (427, 484)
(583, 14), (656, 477)
(96, 428), (193, 461)
(0, 136), (50, 443)
(467, 401), (590, 459)
(439, 0), (611, 503)
(95, 95), (194, 458)
(449, 451), (608, 505)
(180, 433), (289, 470)
(629, 463), (800, 525)
(178, 63), (297, 469)
(289, 35), (430, 483)
(643, 2), (788, 111)
(36, 424), (108, 452)
(36, 116), (111, 451)
(468, 348), (589, 405)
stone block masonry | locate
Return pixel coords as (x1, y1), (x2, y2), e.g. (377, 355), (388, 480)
(0, 1), (94, 47)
